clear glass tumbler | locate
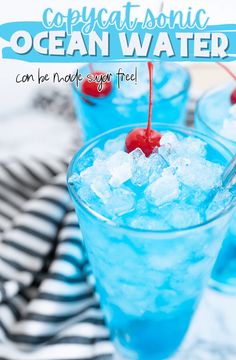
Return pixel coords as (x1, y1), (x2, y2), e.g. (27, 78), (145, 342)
(72, 63), (190, 141)
(67, 124), (235, 359)
(196, 84), (236, 293)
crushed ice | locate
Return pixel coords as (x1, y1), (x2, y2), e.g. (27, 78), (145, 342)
(69, 131), (232, 230)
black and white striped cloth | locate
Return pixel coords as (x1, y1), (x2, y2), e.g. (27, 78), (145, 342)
(0, 157), (114, 360)
(0, 87), (196, 360)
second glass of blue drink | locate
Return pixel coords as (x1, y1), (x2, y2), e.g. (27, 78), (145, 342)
(196, 80), (236, 293)
(72, 62), (190, 141)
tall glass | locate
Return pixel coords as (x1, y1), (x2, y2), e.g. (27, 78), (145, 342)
(67, 124), (235, 360)
(195, 84), (236, 293)
(72, 63), (190, 141)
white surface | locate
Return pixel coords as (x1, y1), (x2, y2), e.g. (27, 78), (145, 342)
(174, 289), (236, 359)
(0, 109), (78, 160)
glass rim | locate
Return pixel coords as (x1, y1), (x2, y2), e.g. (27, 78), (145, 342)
(67, 123), (235, 237)
(196, 82), (236, 147)
(72, 62), (191, 103)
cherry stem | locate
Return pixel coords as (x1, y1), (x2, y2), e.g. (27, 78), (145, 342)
(217, 62), (236, 81)
(89, 63), (94, 73)
(147, 62), (154, 139)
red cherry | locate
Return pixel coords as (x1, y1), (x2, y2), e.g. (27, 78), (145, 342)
(230, 88), (236, 104)
(216, 63), (236, 105)
(125, 62), (162, 157)
(81, 71), (112, 98)
(125, 128), (162, 157)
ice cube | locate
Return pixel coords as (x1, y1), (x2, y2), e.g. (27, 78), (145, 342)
(167, 205), (201, 229)
(136, 198), (148, 213)
(130, 215), (169, 230)
(145, 173), (180, 206)
(148, 171), (160, 184)
(169, 157), (191, 171)
(80, 162), (108, 185)
(76, 152), (94, 173)
(160, 132), (180, 149)
(206, 189), (234, 220)
(92, 147), (107, 161)
(80, 166), (96, 185)
(176, 158), (223, 191)
(228, 103), (236, 117)
(119, 81), (149, 99)
(112, 97), (133, 105)
(104, 134), (126, 154)
(130, 147), (145, 161)
(158, 132), (180, 163)
(90, 177), (111, 203)
(77, 184), (94, 204)
(130, 148), (150, 186)
(220, 119), (236, 141)
(158, 68), (185, 99)
(179, 185), (207, 206)
(158, 146), (171, 162)
(149, 245), (186, 269)
(105, 188), (135, 216)
(116, 66), (149, 100)
(162, 167), (175, 177)
(180, 137), (207, 157)
(153, 62), (168, 86)
(149, 152), (168, 174)
(106, 151), (132, 187)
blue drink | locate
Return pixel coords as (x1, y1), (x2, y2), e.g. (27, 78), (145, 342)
(195, 83), (236, 293)
(68, 124), (235, 359)
(72, 63), (190, 141)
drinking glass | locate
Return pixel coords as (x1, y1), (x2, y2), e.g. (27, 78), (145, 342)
(72, 63), (190, 141)
(196, 84), (236, 293)
(68, 124), (235, 359)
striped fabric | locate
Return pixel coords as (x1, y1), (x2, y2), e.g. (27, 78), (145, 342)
(0, 158), (114, 360)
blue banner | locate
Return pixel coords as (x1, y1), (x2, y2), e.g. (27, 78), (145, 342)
(0, 5), (236, 63)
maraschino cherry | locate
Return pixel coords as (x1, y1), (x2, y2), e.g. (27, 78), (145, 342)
(81, 63), (112, 99)
(125, 62), (162, 157)
(230, 89), (236, 105)
(217, 63), (236, 105)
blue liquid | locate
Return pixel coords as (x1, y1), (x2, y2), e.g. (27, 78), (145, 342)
(211, 221), (236, 291)
(72, 63), (190, 141)
(68, 125), (234, 359)
(195, 83), (236, 293)
(105, 299), (196, 360)
(77, 207), (228, 360)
